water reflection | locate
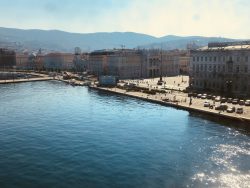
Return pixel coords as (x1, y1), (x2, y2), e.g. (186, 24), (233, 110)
(0, 81), (249, 188)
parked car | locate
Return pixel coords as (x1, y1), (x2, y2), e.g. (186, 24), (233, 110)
(239, 100), (245, 105)
(227, 98), (233, 103)
(221, 97), (227, 103)
(236, 107), (243, 114)
(215, 96), (221, 102)
(212, 96), (217, 100)
(157, 80), (163, 85)
(215, 105), (221, 110)
(197, 94), (202, 98)
(245, 100), (250, 106)
(201, 94), (207, 99)
(232, 99), (239, 104)
(227, 106), (236, 113)
(207, 95), (212, 99)
(215, 104), (228, 111)
(204, 101), (210, 107)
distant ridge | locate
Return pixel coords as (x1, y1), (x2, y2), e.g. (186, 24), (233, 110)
(0, 27), (238, 52)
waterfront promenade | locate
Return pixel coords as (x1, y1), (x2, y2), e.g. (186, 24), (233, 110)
(90, 86), (250, 125)
(0, 77), (53, 84)
(0, 72), (53, 84)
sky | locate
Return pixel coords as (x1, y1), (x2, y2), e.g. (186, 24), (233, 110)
(0, 0), (250, 39)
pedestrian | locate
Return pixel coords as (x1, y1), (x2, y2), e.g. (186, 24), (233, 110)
(189, 97), (192, 106)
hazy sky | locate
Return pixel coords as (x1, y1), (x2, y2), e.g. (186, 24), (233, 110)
(0, 0), (249, 38)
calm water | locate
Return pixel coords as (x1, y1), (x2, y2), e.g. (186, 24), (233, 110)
(0, 81), (249, 188)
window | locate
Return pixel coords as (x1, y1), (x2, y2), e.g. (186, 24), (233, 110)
(235, 85), (238, 90)
(228, 63), (233, 73)
(245, 56), (248, 62)
(197, 57), (200, 61)
(209, 65), (212, 71)
(193, 57), (195, 62)
(201, 57), (203, 61)
(245, 66), (248, 73)
(237, 56), (240, 62)
(209, 57), (212, 62)
(205, 57), (207, 61)
(236, 65), (240, 73)
(214, 57), (217, 61)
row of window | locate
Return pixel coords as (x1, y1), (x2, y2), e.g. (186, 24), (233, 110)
(192, 64), (249, 73)
(149, 61), (159, 67)
(192, 55), (249, 63)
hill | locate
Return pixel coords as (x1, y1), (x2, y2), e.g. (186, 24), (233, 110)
(0, 27), (237, 52)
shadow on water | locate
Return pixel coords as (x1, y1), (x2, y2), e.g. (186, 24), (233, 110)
(188, 112), (250, 134)
(89, 88), (250, 134)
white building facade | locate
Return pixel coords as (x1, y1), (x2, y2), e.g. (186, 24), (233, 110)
(190, 41), (250, 97)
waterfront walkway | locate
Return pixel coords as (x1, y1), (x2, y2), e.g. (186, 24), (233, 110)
(90, 86), (250, 124)
(0, 77), (53, 84)
(0, 72), (53, 84)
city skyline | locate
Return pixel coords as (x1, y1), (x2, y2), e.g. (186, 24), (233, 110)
(0, 0), (250, 39)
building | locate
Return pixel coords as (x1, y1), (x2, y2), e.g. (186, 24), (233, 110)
(99, 75), (117, 86)
(88, 50), (109, 76)
(162, 50), (182, 77)
(0, 48), (16, 69)
(35, 54), (46, 70)
(44, 53), (74, 71)
(143, 49), (190, 78)
(179, 52), (190, 75)
(16, 53), (29, 69)
(190, 41), (250, 97)
(87, 49), (190, 79)
(144, 50), (160, 78)
(88, 49), (143, 79)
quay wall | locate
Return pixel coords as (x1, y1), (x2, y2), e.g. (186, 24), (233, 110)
(89, 86), (250, 130)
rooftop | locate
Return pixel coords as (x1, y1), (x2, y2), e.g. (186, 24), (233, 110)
(195, 41), (250, 52)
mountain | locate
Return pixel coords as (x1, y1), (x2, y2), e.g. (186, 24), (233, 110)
(141, 35), (237, 50)
(0, 27), (238, 52)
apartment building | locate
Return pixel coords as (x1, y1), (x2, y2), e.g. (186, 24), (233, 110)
(88, 49), (143, 79)
(0, 48), (16, 69)
(44, 53), (74, 71)
(190, 41), (250, 97)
